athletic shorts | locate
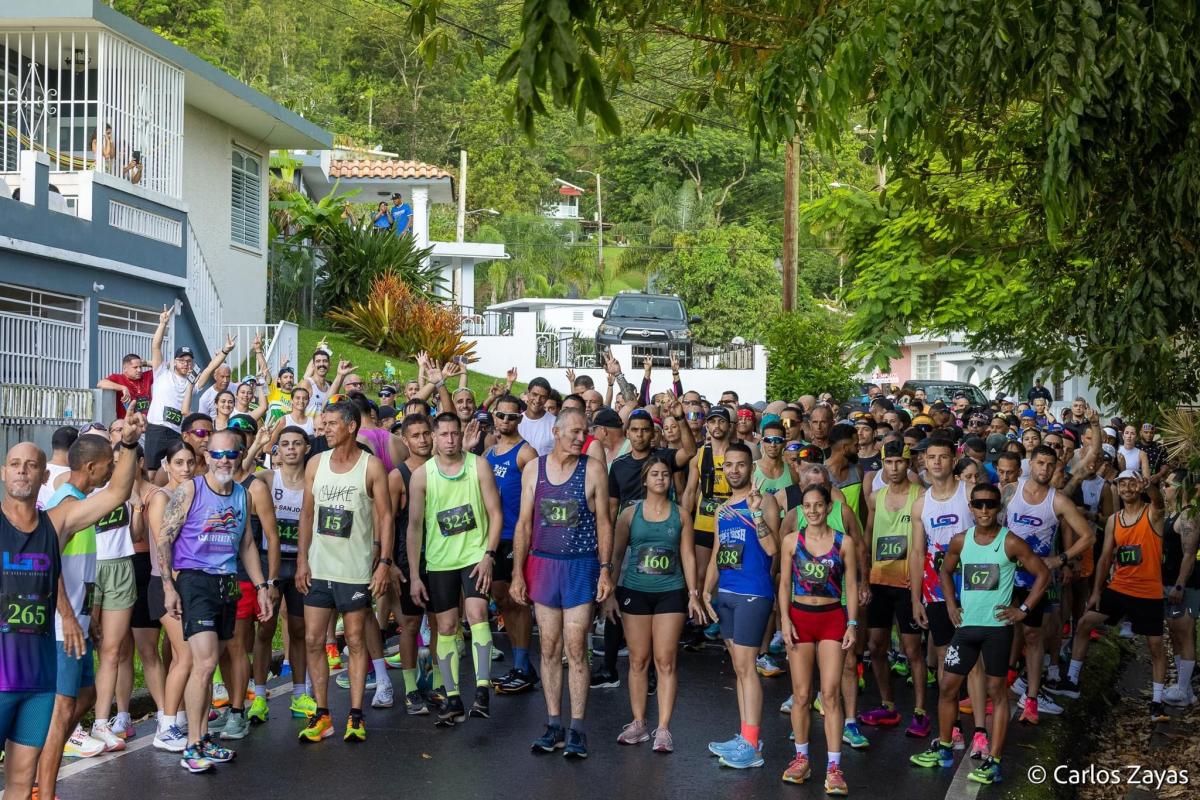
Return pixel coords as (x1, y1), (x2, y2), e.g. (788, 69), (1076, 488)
(177, 570), (238, 641)
(491, 540), (515, 584)
(427, 565), (486, 614)
(693, 529), (715, 550)
(1097, 588), (1162, 637)
(617, 585), (688, 616)
(526, 552), (600, 610)
(148, 579), (168, 622)
(130, 552), (160, 630)
(714, 591), (773, 648)
(924, 601), (956, 648)
(236, 580), (258, 621)
(144, 423), (181, 471)
(789, 602), (848, 644)
(1165, 586), (1200, 619)
(95, 556), (137, 611)
(55, 639), (95, 697)
(1012, 587), (1047, 628)
(0, 690), (56, 748)
(303, 579), (372, 614)
(944, 625), (1014, 678)
(867, 584), (920, 634)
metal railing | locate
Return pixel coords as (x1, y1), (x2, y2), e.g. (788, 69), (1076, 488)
(222, 322), (298, 382)
(0, 307), (86, 390)
(0, 385), (95, 423)
(186, 225), (224, 357)
(457, 305), (513, 337)
(691, 343), (756, 370)
(536, 329), (598, 369)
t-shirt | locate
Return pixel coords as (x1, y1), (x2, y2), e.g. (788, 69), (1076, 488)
(519, 412), (557, 457)
(147, 364), (192, 432)
(390, 203), (413, 235)
(266, 383), (293, 425)
(608, 449), (681, 511)
(106, 370), (154, 419)
(198, 385), (226, 419)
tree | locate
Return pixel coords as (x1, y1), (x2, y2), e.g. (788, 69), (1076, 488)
(764, 309), (858, 403)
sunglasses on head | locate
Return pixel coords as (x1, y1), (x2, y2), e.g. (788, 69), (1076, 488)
(970, 498), (1001, 510)
(762, 435), (786, 445)
(209, 449), (242, 461)
(785, 442), (802, 452)
(82, 422), (108, 433)
(186, 428), (212, 438)
(493, 411), (521, 422)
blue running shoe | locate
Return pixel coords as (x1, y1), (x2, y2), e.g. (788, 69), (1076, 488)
(532, 724), (566, 752)
(708, 734), (742, 757)
(563, 728), (588, 759)
(717, 735), (764, 769)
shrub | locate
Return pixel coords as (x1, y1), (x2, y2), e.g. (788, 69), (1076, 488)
(316, 222), (442, 313)
(764, 309), (858, 403)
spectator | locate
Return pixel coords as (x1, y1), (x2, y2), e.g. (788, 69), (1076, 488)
(371, 201), (392, 232)
(390, 192), (413, 236)
(97, 310), (168, 419)
(197, 364), (232, 419)
(1027, 378), (1053, 404)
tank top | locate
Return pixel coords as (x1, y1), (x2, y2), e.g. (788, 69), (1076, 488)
(309, 451), (376, 583)
(268, 470), (303, 558)
(920, 480), (974, 603)
(93, 496), (135, 561)
(146, 485), (172, 578)
(694, 446), (731, 534)
(620, 501), (685, 593)
(1109, 507), (1163, 599)
(753, 462), (793, 496)
(791, 528), (845, 603)
(715, 498), (773, 597)
(423, 454), (488, 571)
(37, 463), (70, 510)
(44, 483), (97, 640)
(147, 365), (191, 431)
(0, 508), (61, 692)
(959, 526), (1016, 628)
(871, 483), (918, 588)
(871, 469), (886, 493)
(1117, 445), (1143, 475)
(834, 463), (864, 518)
(1162, 513), (1200, 589)
(305, 379), (331, 417)
(487, 440), (527, 541)
(1005, 480), (1059, 589)
(172, 476), (247, 576)
(531, 456), (597, 558)
(360, 428), (395, 472)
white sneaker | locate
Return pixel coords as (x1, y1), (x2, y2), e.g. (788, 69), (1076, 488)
(779, 694), (794, 714)
(491, 645), (504, 662)
(1163, 683), (1196, 707)
(371, 683), (395, 709)
(110, 713), (134, 740)
(212, 681), (230, 705)
(64, 724), (105, 758)
(1035, 690), (1064, 715)
(1118, 621), (1134, 639)
(1010, 676), (1027, 697)
(90, 719), (126, 752)
(153, 724), (188, 753)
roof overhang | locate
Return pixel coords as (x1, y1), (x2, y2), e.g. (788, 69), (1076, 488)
(293, 152), (455, 205)
(430, 241), (508, 262)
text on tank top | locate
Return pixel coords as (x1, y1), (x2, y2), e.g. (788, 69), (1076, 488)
(1005, 479), (1058, 588)
(1109, 506), (1163, 599)
(871, 483), (917, 588)
(172, 476), (247, 575)
(0, 508), (61, 692)
(921, 480), (974, 603)
(791, 529), (845, 602)
(959, 526), (1016, 628)
(269, 470), (303, 556)
(310, 450), (376, 583)
(487, 441), (526, 541)
(715, 498), (773, 597)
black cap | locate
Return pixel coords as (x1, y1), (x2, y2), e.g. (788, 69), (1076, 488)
(910, 438), (931, 453)
(378, 405), (397, 421)
(797, 445), (825, 464)
(174, 346), (194, 359)
(881, 440), (909, 459)
(474, 409), (493, 426)
(379, 384), (398, 397)
(592, 407), (624, 429)
(278, 366), (295, 377)
(706, 406), (732, 423)
(985, 433), (1007, 462)
(963, 436), (987, 453)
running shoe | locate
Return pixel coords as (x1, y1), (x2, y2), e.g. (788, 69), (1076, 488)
(769, 630), (786, 655)
(1034, 689), (1063, 715)
(703, 622), (722, 640)
(405, 690), (429, 715)
(532, 724), (566, 752)
(290, 693), (317, 718)
(153, 724), (188, 753)
(372, 682), (395, 709)
(858, 706), (901, 727)
(211, 681), (230, 708)
(857, 661), (865, 691)
(426, 688), (447, 712)
(299, 713), (334, 742)
(905, 712), (932, 738)
(384, 652), (405, 669)
(1010, 675), (1027, 697)
(969, 731), (990, 760)
(968, 756), (1003, 785)
(436, 694), (467, 727)
(824, 763), (849, 795)
(708, 734), (743, 757)
(64, 725), (105, 758)
(926, 670), (937, 687)
(279, 661), (293, 680)
(247, 695), (269, 724)
(891, 655), (911, 678)
(469, 687), (491, 719)
(491, 645), (504, 662)
(1163, 683), (1197, 707)
(495, 667), (538, 694)
(326, 643), (342, 669)
(781, 753), (811, 784)
(208, 706), (229, 733)
(617, 720), (650, 745)
(589, 668), (620, 689)
(1045, 677), (1081, 699)
(335, 670), (378, 690)
(813, 694), (824, 715)
(1018, 696), (1039, 725)
(718, 735), (764, 769)
(1149, 701), (1170, 722)
(841, 721), (869, 750)
(335, 617), (345, 638)
(179, 744), (213, 773)
(780, 694), (794, 714)
(910, 739), (954, 769)
(200, 734), (235, 762)
(111, 713), (135, 740)
(564, 728), (589, 759)
(220, 711), (249, 740)
(344, 715), (366, 742)
(652, 727), (674, 753)
(90, 719), (126, 753)
(951, 725), (966, 750)
(756, 653), (784, 677)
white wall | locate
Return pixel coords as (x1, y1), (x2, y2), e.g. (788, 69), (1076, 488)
(181, 106), (268, 327)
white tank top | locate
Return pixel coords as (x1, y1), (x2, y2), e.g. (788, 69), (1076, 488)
(1006, 479), (1058, 587)
(1080, 476), (1106, 515)
(94, 492), (135, 561)
(872, 469), (886, 492)
(37, 463), (71, 510)
(306, 379), (330, 417)
(147, 364), (191, 431)
(922, 479), (974, 550)
(1117, 445), (1142, 474)
(271, 469), (304, 556)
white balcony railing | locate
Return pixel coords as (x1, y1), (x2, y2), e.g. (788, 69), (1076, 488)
(223, 322), (298, 383)
(186, 225), (223, 356)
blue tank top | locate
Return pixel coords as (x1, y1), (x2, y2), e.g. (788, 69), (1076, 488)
(715, 498), (773, 597)
(531, 455), (596, 558)
(487, 441), (527, 541)
(0, 508), (61, 692)
(791, 529), (845, 603)
(172, 476), (247, 575)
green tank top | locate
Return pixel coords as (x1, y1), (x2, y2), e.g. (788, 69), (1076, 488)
(423, 453), (488, 571)
(959, 526), (1016, 628)
(620, 501), (685, 593)
(753, 462), (793, 496)
(870, 484), (917, 588)
(799, 500), (845, 534)
(310, 451), (376, 584)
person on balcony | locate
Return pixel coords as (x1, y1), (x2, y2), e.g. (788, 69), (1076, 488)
(390, 193), (413, 237)
(90, 124), (115, 172)
(371, 201), (392, 233)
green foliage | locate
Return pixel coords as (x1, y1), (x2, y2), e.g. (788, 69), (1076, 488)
(655, 225), (780, 345)
(764, 310), (858, 403)
(315, 223), (442, 313)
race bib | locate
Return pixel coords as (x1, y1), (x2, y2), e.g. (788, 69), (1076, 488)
(95, 504), (129, 533)
(1116, 545), (1142, 566)
(932, 549), (946, 574)
(437, 504), (478, 537)
(317, 506), (353, 538)
(964, 563), (1000, 591)
(539, 498), (579, 528)
(81, 581), (96, 610)
(700, 497), (720, 517)
(277, 520), (299, 552)
(1, 593), (50, 635)
(875, 535), (907, 563)
(134, 396), (151, 413)
(716, 542), (744, 570)
(800, 559), (829, 583)
(163, 406), (183, 426)
(634, 546), (678, 576)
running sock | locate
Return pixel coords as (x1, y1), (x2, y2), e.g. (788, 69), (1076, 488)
(372, 658), (392, 691)
(292, 684), (306, 698)
(741, 723), (760, 747)
(1047, 664), (1060, 682)
(316, 707), (330, 719)
(436, 636), (460, 697)
(349, 707), (363, 721)
(1179, 660), (1195, 688)
(253, 682), (266, 699)
(176, 710), (188, 729)
(939, 740), (954, 750)
(1068, 659), (1083, 682)
(471, 622), (493, 687)
(796, 742), (809, 757)
(1152, 682), (1164, 703)
(513, 647), (531, 674)
(828, 751), (842, 767)
(213, 666), (223, 684)
(402, 668), (419, 695)
(570, 718), (584, 732)
(231, 707), (244, 716)
(549, 714), (562, 728)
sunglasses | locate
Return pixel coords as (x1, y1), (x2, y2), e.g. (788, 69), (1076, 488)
(785, 442), (802, 452)
(970, 498), (1001, 510)
(874, 435), (885, 442)
(379, 390), (395, 398)
(82, 422), (108, 433)
(345, 381), (364, 388)
(209, 449), (243, 461)
(493, 411), (521, 422)
(762, 435), (786, 445)
(185, 428), (212, 438)
(685, 411), (703, 421)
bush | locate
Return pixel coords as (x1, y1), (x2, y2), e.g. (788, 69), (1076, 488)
(326, 272), (475, 363)
(316, 223), (442, 313)
(764, 309), (858, 403)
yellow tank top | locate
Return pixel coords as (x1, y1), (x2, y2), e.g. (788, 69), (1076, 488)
(309, 450), (376, 584)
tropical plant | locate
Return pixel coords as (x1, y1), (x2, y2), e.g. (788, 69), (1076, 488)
(763, 308), (858, 403)
(316, 222), (441, 313)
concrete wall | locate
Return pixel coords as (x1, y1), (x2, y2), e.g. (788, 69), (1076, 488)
(181, 105), (269, 326)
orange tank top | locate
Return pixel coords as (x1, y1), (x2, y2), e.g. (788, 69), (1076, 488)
(1108, 507), (1163, 600)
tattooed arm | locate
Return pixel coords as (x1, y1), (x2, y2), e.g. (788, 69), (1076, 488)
(157, 480), (196, 619)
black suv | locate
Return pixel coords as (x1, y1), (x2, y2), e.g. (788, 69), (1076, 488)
(593, 292), (700, 366)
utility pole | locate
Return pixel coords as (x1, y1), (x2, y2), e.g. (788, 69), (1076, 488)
(456, 149), (467, 243)
(781, 133), (800, 311)
(577, 169), (604, 272)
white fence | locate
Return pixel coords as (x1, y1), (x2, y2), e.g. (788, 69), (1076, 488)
(0, 283), (87, 389)
(222, 321), (298, 382)
(108, 200), (182, 245)
(186, 225), (223, 357)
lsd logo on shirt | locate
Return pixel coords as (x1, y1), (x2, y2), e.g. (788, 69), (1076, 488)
(1010, 514), (1043, 527)
(931, 514), (960, 529)
(2, 552), (52, 573)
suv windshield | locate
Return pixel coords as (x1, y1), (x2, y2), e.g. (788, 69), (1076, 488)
(913, 383), (989, 407)
(608, 296), (684, 321)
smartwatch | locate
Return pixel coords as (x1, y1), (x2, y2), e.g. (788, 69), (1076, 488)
(485, 550), (498, 560)
(600, 562), (614, 572)
(1018, 603), (1030, 615)
(379, 558), (394, 567)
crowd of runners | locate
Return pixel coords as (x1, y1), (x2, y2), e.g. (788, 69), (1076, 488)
(1, 305), (1196, 797)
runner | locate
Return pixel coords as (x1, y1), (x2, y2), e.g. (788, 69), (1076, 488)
(608, 455), (702, 752)
(778, 483), (858, 794)
(519, 377), (557, 456)
(155, 428), (273, 772)
(911, 482), (1050, 785)
(702, 444), (781, 770)
(1161, 471), (1198, 707)
(296, 399), (393, 743)
(511, 407), (614, 759)
(145, 328), (234, 475)
(406, 412), (504, 725)
(486, 396), (540, 695)
(301, 343), (334, 416)
(684, 405), (735, 643)
(753, 418), (794, 497)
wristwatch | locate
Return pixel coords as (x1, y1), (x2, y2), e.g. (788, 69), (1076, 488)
(1018, 603), (1030, 614)
(600, 562), (614, 572)
(255, 582), (270, 590)
(484, 550), (498, 560)
(379, 558), (394, 567)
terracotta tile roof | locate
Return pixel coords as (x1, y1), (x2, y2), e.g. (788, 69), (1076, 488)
(328, 159), (453, 180)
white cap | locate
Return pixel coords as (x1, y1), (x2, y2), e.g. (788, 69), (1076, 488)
(1101, 443), (1117, 459)
(1102, 426), (1117, 438)
(1116, 469), (1140, 481)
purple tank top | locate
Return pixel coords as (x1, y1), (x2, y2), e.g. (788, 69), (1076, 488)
(360, 428), (395, 472)
(531, 456), (596, 558)
(172, 476), (247, 575)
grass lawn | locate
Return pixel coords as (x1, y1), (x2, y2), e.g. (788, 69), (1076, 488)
(297, 326), (525, 398)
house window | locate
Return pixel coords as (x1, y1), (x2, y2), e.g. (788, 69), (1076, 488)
(913, 353), (939, 380)
(230, 147), (262, 249)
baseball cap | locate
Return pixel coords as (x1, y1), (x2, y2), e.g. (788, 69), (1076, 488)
(706, 406), (732, 423)
(985, 433), (1007, 462)
(1141, 422), (1154, 431)
(909, 438), (931, 453)
(378, 405), (397, 421)
(963, 435), (987, 454)
(278, 366), (295, 377)
(881, 440), (909, 459)
(1102, 426), (1117, 438)
(1101, 443), (1117, 461)
(759, 413), (782, 432)
(379, 384), (397, 397)
(174, 346), (194, 359)
(797, 445), (824, 463)
(1116, 469), (1140, 481)
(227, 414), (257, 435)
(474, 409), (493, 427)
(592, 407), (624, 429)
(1046, 422), (1064, 433)
(911, 414), (934, 427)
(1020, 409), (1037, 419)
